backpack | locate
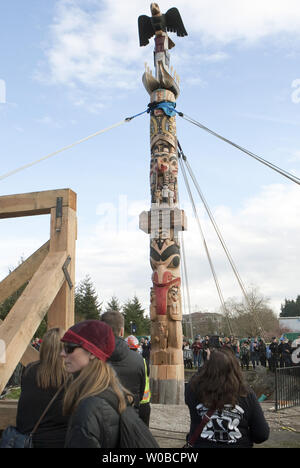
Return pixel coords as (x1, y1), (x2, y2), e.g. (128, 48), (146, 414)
(100, 391), (160, 449)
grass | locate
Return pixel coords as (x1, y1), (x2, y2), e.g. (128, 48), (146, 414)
(5, 387), (21, 400)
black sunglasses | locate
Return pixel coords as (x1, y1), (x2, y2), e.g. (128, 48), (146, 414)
(63, 343), (82, 354)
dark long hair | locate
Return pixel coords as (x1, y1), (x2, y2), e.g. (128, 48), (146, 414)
(190, 347), (248, 411)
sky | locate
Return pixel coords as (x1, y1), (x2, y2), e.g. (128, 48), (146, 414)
(1, 0), (300, 318)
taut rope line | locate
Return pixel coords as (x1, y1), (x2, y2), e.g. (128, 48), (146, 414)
(175, 110), (300, 186)
(0, 109), (149, 182)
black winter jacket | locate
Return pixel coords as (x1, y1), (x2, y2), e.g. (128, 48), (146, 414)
(64, 389), (120, 448)
(107, 337), (145, 407)
(185, 380), (269, 448)
(16, 362), (68, 448)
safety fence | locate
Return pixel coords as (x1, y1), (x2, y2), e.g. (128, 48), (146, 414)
(275, 366), (300, 411)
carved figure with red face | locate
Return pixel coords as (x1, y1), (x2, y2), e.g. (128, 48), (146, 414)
(169, 153), (178, 181)
(150, 238), (181, 317)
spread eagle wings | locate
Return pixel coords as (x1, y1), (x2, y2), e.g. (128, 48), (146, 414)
(165, 7), (187, 37)
(138, 15), (155, 46)
(138, 7), (187, 47)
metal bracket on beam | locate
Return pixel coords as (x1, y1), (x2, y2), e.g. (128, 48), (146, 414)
(62, 256), (73, 289)
(55, 197), (63, 232)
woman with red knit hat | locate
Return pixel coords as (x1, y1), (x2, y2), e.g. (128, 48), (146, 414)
(60, 320), (133, 448)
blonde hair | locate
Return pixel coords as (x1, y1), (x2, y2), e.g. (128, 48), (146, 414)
(63, 358), (132, 416)
(36, 328), (68, 390)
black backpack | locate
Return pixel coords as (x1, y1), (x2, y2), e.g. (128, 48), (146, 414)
(100, 391), (160, 449)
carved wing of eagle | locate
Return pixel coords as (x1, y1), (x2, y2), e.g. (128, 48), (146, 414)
(165, 7), (188, 37)
(138, 7), (187, 47)
(138, 15), (154, 46)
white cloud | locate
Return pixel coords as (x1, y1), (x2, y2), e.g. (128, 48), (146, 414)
(184, 0), (300, 44)
(1, 184), (299, 317)
(73, 183), (300, 315)
(36, 0), (300, 109)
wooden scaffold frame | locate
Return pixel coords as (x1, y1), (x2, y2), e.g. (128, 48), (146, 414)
(0, 188), (77, 400)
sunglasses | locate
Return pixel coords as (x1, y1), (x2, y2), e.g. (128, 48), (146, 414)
(63, 343), (82, 354)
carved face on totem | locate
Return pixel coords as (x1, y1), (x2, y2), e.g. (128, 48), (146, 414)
(156, 154), (170, 175)
(168, 285), (179, 303)
(150, 239), (181, 315)
(169, 154), (178, 180)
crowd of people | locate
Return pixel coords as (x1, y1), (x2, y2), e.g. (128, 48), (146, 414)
(183, 334), (300, 372)
(31, 337), (42, 351)
(1, 313), (155, 449)
(6, 319), (300, 448)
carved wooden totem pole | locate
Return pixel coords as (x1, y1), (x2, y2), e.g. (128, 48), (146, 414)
(138, 4), (188, 404)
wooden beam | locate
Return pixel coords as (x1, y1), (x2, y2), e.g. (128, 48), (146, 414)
(0, 188), (76, 219)
(47, 206), (77, 331)
(0, 241), (50, 305)
(0, 250), (67, 393)
(19, 345), (39, 368)
(0, 320), (39, 368)
(0, 401), (17, 429)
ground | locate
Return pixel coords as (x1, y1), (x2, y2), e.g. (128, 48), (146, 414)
(2, 368), (300, 449)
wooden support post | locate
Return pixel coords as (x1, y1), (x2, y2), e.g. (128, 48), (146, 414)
(0, 188), (77, 393)
(0, 189), (76, 219)
(0, 251), (68, 393)
(0, 401), (18, 430)
(47, 205), (77, 330)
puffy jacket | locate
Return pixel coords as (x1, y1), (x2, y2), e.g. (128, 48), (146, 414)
(64, 389), (120, 448)
(107, 337), (145, 407)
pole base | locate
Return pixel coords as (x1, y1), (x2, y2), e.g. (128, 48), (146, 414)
(150, 364), (185, 404)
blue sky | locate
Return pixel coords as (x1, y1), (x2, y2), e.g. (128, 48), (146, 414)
(1, 0), (300, 317)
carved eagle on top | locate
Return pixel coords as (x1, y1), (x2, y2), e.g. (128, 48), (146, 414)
(138, 3), (188, 47)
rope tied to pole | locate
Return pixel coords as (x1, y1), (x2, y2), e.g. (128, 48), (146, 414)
(178, 146), (235, 336)
(0, 110), (148, 182)
(175, 110), (300, 187)
(178, 140), (267, 339)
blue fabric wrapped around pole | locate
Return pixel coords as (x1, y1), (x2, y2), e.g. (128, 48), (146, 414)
(148, 101), (177, 117)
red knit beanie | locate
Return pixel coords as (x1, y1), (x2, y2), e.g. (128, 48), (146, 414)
(61, 320), (115, 362)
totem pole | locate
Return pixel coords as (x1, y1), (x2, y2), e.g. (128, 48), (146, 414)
(138, 4), (188, 404)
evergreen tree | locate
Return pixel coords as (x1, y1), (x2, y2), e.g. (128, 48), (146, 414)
(104, 296), (121, 313)
(122, 295), (150, 336)
(75, 275), (102, 322)
(280, 296), (300, 317)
